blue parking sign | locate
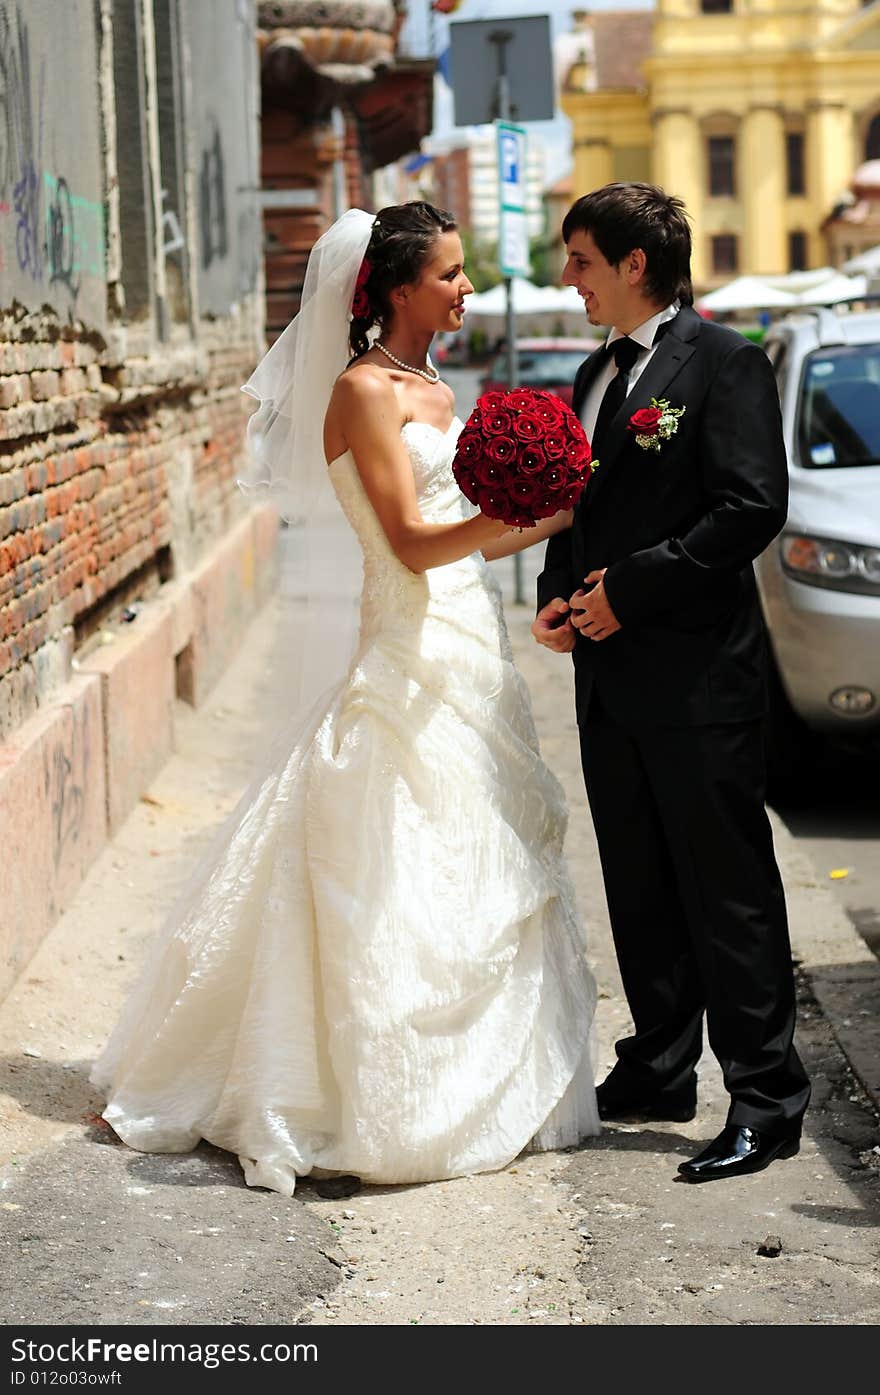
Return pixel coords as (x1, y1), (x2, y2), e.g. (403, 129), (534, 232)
(497, 121), (526, 213)
(500, 133), (519, 187)
(496, 121), (529, 277)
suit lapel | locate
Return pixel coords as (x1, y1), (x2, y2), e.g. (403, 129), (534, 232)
(584, 308), (699, 509)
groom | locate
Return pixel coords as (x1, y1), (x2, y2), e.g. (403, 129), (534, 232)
(533, 182), (810, 1182)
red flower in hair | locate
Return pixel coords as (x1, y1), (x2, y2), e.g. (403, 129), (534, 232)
(351, 258), (373, 319)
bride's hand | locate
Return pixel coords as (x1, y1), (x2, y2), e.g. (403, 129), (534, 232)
(482, 508), (571, 562)
(478, 513), (511, 537)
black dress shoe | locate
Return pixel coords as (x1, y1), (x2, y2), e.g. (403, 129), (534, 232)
(596, 1078), (697, 1124)
(677, 1124), (800, 1183)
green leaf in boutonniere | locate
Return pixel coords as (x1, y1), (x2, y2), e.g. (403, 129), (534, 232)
(628, 398), (686, 453)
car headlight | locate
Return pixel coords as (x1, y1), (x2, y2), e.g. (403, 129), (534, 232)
(780, 533), (880, 595)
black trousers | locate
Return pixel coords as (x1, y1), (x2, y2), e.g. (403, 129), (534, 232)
(579, 691), (811, 1134)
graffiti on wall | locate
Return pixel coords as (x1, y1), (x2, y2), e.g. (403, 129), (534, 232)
(161, 187), (184, 259)
(188, 0), (260, 313)
(199, 115), (227, 271)
(43, 701), (89, 872)
(0, 3), (105, 310)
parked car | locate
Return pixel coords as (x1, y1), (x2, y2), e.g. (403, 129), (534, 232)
(479, 337), (598, 406)
(757, 306), (880, 794)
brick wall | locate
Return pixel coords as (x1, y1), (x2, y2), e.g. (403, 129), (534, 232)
(0, 310), (259, 740)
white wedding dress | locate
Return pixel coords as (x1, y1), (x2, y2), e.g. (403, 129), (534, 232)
(92, 420), (599, 1196)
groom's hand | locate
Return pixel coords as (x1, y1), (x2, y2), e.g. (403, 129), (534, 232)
(532, 598), (576, 653)
(569, 570), (622, 642)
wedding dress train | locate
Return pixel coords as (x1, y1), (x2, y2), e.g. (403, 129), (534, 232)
(92, 420), (599, 1196)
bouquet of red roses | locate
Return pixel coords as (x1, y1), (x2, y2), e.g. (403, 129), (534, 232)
(452, 387), (594, 528)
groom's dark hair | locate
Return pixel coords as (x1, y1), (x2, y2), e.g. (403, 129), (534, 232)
(563, 183), (693, 306)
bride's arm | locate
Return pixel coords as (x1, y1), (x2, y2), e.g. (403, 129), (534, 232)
(331, 373), (509, 574)
(481, 510), (572, 562)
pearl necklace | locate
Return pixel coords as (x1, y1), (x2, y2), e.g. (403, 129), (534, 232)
(375, 340), (440, 384)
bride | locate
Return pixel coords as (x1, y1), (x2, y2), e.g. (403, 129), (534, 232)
(91, 202), (599, 1197)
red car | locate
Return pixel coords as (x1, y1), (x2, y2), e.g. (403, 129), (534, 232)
(480, 337), (599, 407)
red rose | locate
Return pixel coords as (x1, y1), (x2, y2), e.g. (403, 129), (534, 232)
(564, 443), (590, 474)
(558, 483), (584, 508)
(628, 406), (662, 435)
(544, 465), (569, 491)
(454, 466), (478, 501)
(531, 394), (564, 428)
(477, 486), (513, 519)
(543, 432), (566, 460)
(351, 258), (372, 318)
(511, 412), (544, 442)
(486, 435), (517, 464)
(482, 408), (513, 436)
(533, 493), (563, 520)
(519, 445), (547, 475)
(456, 430), (483, 462)
(511, 476), (541, 506)
(505, 388), (538, 415)
(478, 391), (508, 414)
(474, 456), (508, 487)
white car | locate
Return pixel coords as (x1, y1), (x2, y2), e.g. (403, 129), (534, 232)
(757, 306), (880, 793)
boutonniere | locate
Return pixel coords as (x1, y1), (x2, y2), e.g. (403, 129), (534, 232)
(628, 398), (686, 452)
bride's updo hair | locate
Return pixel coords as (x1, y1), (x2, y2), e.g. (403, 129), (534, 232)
(349, 200), (457, 360)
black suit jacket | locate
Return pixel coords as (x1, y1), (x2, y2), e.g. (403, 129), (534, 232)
(537, 305), (788, 727)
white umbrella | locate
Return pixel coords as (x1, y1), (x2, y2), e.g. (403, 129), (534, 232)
(795, 272), (867, 305)
(697, 276), (798, 312)
(550, 285), (589, 312)
(773, 266), (837, 294)
(842, 244), (880, 275)
(465, 277), (561, 316)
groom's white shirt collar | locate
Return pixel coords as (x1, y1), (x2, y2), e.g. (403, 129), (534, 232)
(606, 299), (681, 354)
(580, 301), (681, 439)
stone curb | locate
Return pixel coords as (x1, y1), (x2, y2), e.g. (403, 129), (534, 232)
(770, 809), (880, 1116)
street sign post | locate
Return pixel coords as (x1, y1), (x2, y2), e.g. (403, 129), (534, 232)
(497, 121), (530, 279)
(447, 17), (554, 604)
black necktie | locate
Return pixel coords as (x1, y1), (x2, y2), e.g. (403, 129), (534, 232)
(592, 336), (641, 453)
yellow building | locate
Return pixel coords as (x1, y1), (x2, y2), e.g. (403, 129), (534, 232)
(560, 1), (880, 287)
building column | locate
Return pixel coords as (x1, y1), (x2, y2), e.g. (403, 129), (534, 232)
(572, 136), (614, 197)
(742, 105), (786, 274)
(806, 101), (854, 267)
(651, 109), (704, 282)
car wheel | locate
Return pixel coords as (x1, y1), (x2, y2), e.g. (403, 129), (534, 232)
(763, 651), (819, 806)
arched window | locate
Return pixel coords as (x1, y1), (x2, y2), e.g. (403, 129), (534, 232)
(866, 113), (880, 161)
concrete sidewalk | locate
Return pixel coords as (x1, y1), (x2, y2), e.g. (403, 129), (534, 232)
(0, 543), (878, 1326)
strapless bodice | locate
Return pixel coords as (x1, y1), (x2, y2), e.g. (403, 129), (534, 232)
(328, 417), (506, 646)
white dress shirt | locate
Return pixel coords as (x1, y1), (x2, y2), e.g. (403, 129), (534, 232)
(581, 301), (681, 441)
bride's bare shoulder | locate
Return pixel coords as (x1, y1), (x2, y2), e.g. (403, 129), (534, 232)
(329, 360), (401, 423)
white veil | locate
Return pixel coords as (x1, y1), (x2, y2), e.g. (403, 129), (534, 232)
(239, 207), (376, 717)
(90, 212), (379, 1106)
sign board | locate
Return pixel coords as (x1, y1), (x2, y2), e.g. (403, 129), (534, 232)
(448, 15), (554, 127)
(497, 121), (530, 278)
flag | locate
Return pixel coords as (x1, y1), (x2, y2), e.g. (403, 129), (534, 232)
(403, 153), (434, 175)
(436, 46), (452, 86)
